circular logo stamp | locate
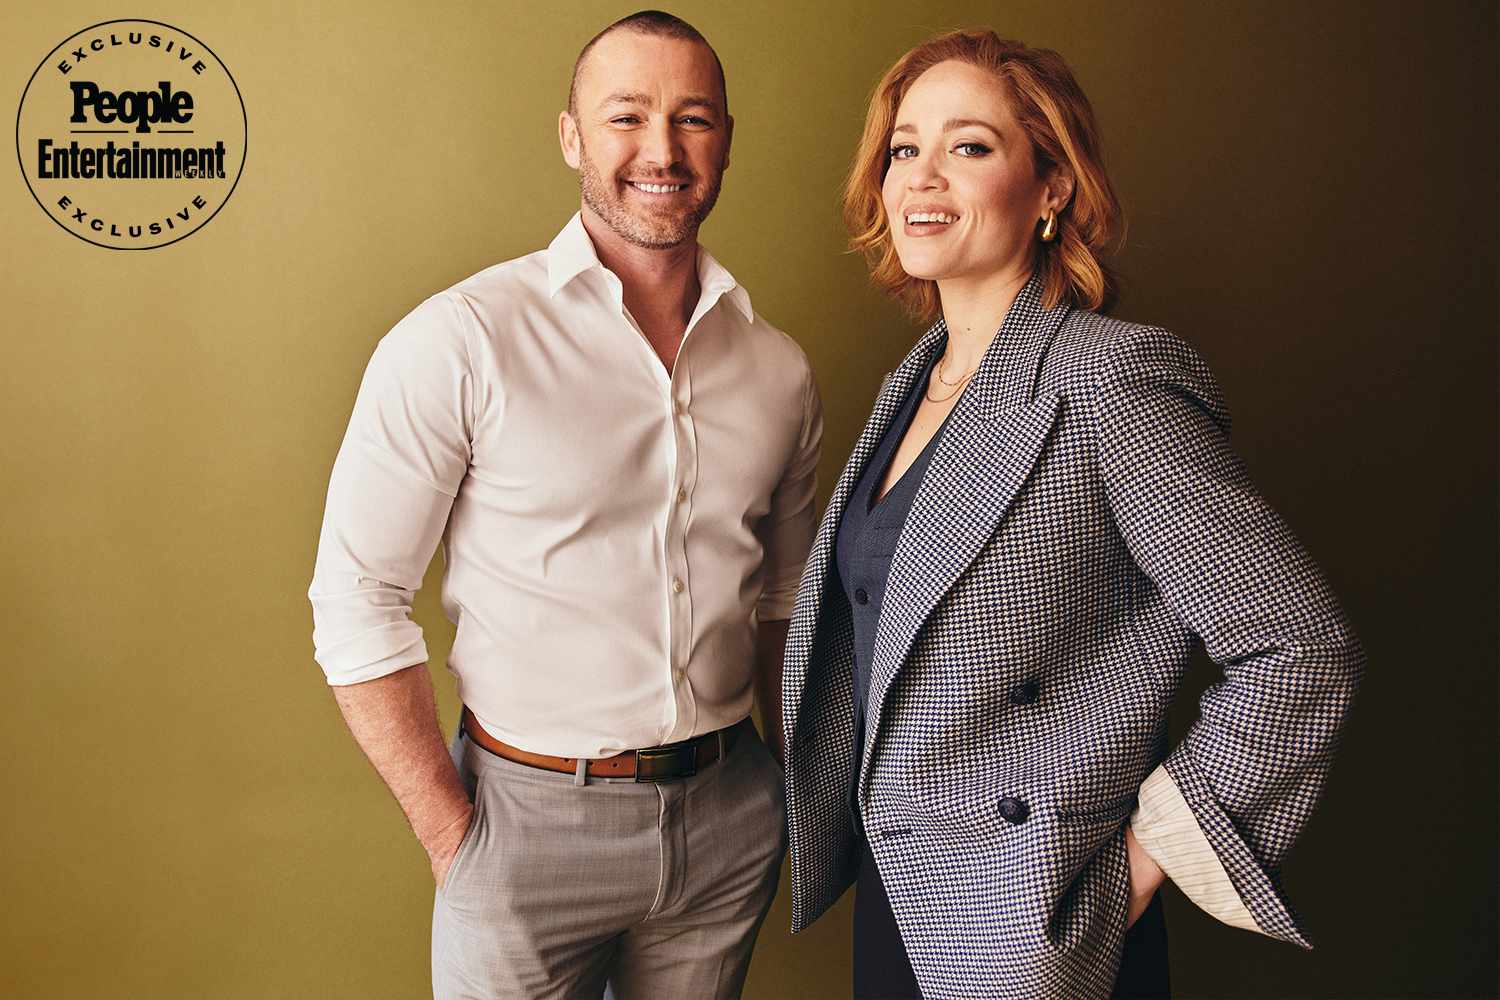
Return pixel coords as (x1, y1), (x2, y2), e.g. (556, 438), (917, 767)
(16, 19), (246, 250)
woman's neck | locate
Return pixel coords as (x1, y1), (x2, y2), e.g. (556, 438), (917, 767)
(934, 260), (1034, 372)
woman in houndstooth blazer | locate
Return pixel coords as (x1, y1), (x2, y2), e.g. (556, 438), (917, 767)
(780, 30), (1364, 1000)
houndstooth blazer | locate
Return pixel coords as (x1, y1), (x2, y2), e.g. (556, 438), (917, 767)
(781, 272), (1364, 999)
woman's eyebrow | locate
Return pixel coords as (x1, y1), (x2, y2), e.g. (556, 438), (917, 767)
(892, 118), (1001, 136)
(942, 117), (1000, 134)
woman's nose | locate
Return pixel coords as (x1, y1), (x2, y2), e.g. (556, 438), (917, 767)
(906, 150), (945, 191)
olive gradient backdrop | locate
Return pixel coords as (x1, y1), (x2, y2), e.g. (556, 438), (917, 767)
(2, 1), (1494, 997)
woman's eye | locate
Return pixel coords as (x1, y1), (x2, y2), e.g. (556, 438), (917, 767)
(889, 144), (917, 160)
(955, 142), (992, 156)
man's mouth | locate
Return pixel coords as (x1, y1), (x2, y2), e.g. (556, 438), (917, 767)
(627, 180), (690, 195)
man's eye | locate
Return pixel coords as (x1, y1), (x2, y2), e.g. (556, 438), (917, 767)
(611, 115), (642, 125)
(888, 145), (916, 159)
(680, 116), (712, 127)
(955, 142), (992, 156)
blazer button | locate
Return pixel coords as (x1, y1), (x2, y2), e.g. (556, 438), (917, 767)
(1009, 679), (1041, 706)
(998, 796), (1030, 825)
(854, 588), (869, 605)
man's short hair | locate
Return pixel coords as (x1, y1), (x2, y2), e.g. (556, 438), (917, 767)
(567, 10), (728, 117)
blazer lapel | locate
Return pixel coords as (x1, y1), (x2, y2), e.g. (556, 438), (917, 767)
(858, 271), (1071, 796)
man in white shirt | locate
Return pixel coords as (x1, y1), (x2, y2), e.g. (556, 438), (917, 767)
(307, 11), (821, 998)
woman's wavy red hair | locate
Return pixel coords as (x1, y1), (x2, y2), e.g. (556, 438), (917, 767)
(844, 30), (1125, 319)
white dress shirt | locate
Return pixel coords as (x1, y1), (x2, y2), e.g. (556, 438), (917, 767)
(308, 213), (822, 758)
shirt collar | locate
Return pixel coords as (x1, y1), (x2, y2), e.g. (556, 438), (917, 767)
(545, 212), (602, 298)
(545, 211), (754, 324)
(693, 243), (754, 323)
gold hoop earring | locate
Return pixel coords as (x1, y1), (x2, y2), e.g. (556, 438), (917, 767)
(1039, 210), (1057, 243)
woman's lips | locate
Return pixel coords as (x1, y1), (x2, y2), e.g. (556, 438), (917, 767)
(901, 208), (959, 237)
(903, 218), (955, 237)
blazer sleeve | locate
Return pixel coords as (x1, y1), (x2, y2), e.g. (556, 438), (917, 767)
(1091, 324), (1364, 948)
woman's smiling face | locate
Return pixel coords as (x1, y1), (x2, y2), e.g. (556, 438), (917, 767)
(882, 59), (1057, 286)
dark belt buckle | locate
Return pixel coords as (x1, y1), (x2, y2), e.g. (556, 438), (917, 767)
(634, 741), (697, 782)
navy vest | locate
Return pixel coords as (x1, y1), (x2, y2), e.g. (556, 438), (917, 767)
(833, 343), (956, 833)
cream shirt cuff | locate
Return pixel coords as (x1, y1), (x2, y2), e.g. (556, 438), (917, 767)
(1129, 764), (1264, 935)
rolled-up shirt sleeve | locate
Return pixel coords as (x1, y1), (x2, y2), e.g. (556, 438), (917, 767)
(307, 292), (475, 686)
(1130, 764), (1259, 933)
(757, 360), (823, 621)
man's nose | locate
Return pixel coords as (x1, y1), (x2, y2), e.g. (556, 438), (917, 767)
(638, 116), (683, 169)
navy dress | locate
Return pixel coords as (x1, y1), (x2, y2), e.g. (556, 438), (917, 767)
(832, 341), (1170, 1000)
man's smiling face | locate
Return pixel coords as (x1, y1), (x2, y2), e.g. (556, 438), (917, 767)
(561, 29), (732, 250)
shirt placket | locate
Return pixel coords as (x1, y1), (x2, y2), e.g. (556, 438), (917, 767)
(661, 358), (698, 742)
(607, 271), (721, 745)
(603, 265), (732, 743)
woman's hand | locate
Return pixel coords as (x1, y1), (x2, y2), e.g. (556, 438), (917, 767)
(1123, 824), (1166, 929)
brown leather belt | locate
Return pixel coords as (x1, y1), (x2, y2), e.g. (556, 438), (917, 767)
(461, 706), (743, 781)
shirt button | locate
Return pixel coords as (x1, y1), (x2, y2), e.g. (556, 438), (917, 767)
(671, 577), (684, 594)
(854, 588), (869, 605)
(676, 487), (687, 504)
(673, 401), (684, 416)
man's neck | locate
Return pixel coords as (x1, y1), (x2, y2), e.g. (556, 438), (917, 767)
(579, 205), (701, 337)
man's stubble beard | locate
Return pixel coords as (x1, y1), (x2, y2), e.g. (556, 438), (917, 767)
(576, 137), (723, 250)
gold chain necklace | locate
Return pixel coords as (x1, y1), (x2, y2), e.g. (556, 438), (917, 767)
(934, 352), (978, 387)
(925, 369), (974, 403)
(926, 352), (979, 403)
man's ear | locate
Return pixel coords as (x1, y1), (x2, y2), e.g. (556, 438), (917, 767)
(559, 111), (581, 170)
(722, 113), (734, 173)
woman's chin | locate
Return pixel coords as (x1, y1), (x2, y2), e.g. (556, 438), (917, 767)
(895, 256), (951, 282)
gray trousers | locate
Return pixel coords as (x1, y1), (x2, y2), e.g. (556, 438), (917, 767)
(431, 719), (786, 999)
